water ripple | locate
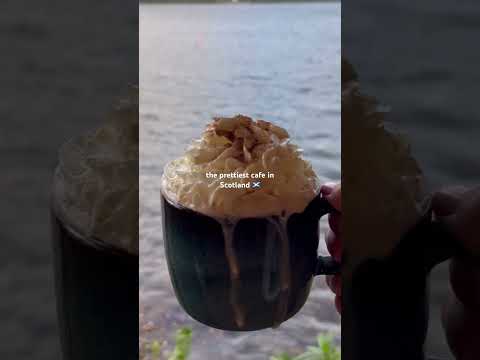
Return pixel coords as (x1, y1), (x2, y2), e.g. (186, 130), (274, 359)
(140, 3), (340, 358)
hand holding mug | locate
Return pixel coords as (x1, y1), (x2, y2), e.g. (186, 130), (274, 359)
(321, 183), (342, 314)
(432, 186), (480, 360)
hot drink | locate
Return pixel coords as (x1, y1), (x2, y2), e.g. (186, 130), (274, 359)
(51, 91), (138, 359)
(161, 116), (339, 331)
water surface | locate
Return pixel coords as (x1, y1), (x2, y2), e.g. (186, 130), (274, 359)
(140, 3), (341, 359)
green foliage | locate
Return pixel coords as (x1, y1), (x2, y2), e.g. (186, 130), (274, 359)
(143, 327), (192, 360)
(150, 341), (162, 358)
(144, 328), (339, 360)
(271, 335), (340, 360)
(271, 353), (294, 360)
(168, 328), (193, 360)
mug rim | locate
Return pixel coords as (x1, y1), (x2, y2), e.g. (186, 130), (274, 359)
(160, 184), (324, 222)
(160, 185), (210, 218)
(159, 163), (323, 221)
(51, 168), (138, 258)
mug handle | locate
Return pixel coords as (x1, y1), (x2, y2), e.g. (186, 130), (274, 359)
(307, 195), (465, 276)
(304, 195), (342, 276)
(397, 210), (466, 272)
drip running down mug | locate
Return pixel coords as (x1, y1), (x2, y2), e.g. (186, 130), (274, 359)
(161, 191), (340, 331)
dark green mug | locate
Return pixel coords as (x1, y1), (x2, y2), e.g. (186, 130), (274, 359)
(161, 192), (340, 331)
(51, 201), (138, 360)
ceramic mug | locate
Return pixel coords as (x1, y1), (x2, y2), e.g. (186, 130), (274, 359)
(162, 192), (340, 331)
(343, 210), (463, 360)
(51, 201), (138, 360)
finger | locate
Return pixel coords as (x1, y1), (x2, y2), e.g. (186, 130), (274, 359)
(325, 184), (341, 211)
(432, 187), (466, 217)
(326, 230), (342, 261)
(325, 275), (342, 296)
(454, 188), (480, 256)
(326, 275), (334, 291)
(332, 275), (342, 296)
(442, 294), (480, 360)
(433, 186), (480, 256)
(328, 212), (341, 235)
(320, 182), (337, 196)
(449, 258), (480, 308)
(335, 295), (342, 315)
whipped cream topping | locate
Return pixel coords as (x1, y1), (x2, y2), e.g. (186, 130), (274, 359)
(162, 115), (320, 218)
(53, 89), (139, 255)
(342, 60), (424, 265)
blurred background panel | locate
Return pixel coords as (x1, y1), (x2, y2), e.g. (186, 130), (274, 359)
(0, 1), (137, 358)
(343, 0), (480, 359)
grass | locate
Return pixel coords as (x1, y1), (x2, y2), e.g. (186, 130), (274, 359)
(141, 328), (192, 360)
(167, 328), (193, 360)
(271, 334), (340, 360)
(141, 327), (339, 360)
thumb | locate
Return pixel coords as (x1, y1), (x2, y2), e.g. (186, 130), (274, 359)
(432, 186), (480, 257)
(321, 183), (341, 211)
(326, 185), (341, 211)
(431, 187), (468, 217)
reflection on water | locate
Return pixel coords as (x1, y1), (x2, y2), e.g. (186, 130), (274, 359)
(140, 3), (340, 359)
